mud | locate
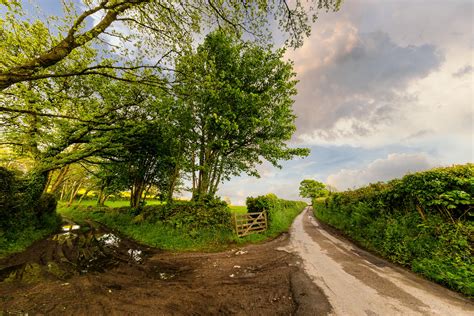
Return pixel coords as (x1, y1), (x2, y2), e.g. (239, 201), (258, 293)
(0, 221), (324, 315)
(0, 221), (153, 285)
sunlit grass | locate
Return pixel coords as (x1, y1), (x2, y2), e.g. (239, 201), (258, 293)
(58, 199), (163, 209)
(229, 205), (247, 214)
(57, 199), (303, 252)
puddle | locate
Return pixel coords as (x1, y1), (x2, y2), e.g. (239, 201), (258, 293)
(62, 224), (81, 232)
(0, 220), (151, 284)
(158, 272), (175, 280)
(98, 233), (121, 247)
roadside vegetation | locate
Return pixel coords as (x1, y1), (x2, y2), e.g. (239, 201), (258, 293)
(1, 0), (334, 255)
(58, 194), (306, 252)
(0, 167), (61, 257)
(312, 164), (473, 296)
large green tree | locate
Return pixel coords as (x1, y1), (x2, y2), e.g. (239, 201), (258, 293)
(176, 31), (309, 200)
(299, 179), (328, 199)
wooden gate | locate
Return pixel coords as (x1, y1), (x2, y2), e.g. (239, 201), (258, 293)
(233, 211), (268, 237)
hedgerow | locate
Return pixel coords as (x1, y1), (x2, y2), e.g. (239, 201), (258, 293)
(0, 167), (61, 257)
(313, 164), (473, 296)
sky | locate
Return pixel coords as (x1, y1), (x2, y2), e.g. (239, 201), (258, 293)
(218, 0), (474, 204)
(17, 0), (474, 205)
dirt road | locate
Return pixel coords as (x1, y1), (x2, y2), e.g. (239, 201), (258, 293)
(1, 210), (473, 315)
(0, 221), (323, 315)
(282, 208), (474, 316)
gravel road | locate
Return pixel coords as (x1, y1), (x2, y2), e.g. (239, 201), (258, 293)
(282, 207), (474, 316)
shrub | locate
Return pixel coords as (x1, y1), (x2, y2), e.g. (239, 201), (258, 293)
(313, 164), (474, 296)
(0, 167), (61, 257)
(34, 193), (58, 217)
(246, 194), (306, 234)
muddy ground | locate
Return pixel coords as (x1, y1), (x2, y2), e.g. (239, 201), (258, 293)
(0, 222), (326, 315)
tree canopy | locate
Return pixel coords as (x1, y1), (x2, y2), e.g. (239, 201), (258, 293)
(176, 31), (309, 199)
(299, 179), (328, 199)
(0, 0), (342, 206)
(0, 0), (342, 90)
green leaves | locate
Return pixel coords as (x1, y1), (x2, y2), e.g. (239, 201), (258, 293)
(299, 179), (328, 199)
(312, 164), (474, 296)
(176, 30), (308, 199)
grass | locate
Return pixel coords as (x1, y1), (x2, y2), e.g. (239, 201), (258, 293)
(57, 199), (304, 252)
(59, 206), (236, 252)
(60, 199), (163, 208)
(229, 205), (247, 214)
(0, 212), (61, 259)
(0, 226), (56, 258)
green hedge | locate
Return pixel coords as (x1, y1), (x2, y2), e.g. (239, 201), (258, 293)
(313, 164), (473, 296)
(60, 198), (234, 251)
(0, 167), (61, 257)
(246, 194), (307, 236)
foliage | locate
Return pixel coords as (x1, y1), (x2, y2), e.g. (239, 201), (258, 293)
(176, 31), (309, 200)
(0, 167), (60, 258)
(246, 195), (272, 213)
(313, 164), (474, 296)
(246, 193), (306, 233)
(299, 179), (328, 199)
(0, 0), (342, 90)
(59, 199), (234, 251)
(58, 194), (305, 251)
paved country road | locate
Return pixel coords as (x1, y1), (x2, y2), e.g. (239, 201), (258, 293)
(283, 207), (474, 316)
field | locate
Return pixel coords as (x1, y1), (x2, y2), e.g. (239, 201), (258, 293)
(59, 200), (247, 213)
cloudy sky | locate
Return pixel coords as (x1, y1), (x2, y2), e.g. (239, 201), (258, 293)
(19, 0), (473, 204)
(218, 0), (473, 204)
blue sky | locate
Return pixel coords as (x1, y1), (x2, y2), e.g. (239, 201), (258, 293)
(20, 0), (474, 204)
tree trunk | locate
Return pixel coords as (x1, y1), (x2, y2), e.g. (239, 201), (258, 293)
(97, 185), (106, 206)
(67, 180), (83, 207)
(167, 166), (180, 202)
(49, 165), (70, 193)
(130, 181), (144, 208)
(26, 170), (50, 204)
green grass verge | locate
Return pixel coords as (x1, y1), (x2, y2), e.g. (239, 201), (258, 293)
(59, 206), (235, 252)
(0, 212), (60, 259)
(58, 199), (303, 252)
(0, 227), (55, 258)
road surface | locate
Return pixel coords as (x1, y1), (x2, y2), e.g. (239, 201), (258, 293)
(282, 207), (474, 316)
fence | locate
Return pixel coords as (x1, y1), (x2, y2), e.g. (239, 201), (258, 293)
(233, 211), (268, 237)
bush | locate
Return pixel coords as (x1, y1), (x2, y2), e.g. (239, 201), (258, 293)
(59, 198), (234, 251)
(118, 198), (232, 233)
(35, 193), (58, 217)
(313, 164), (474, 296)
(246, 194), (307, 234)
(246, 196), (272, 213)
(0, 167), (61, 258)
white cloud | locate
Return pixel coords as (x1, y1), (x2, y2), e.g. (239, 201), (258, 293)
(326, 153), (434, 191)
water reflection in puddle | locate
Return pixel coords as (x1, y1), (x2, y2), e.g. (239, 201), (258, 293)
(62, 224), (81, 232)
(0, 221), (151, 284)
(98, 233), (121, 247)
(128, 249), (143, 262)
